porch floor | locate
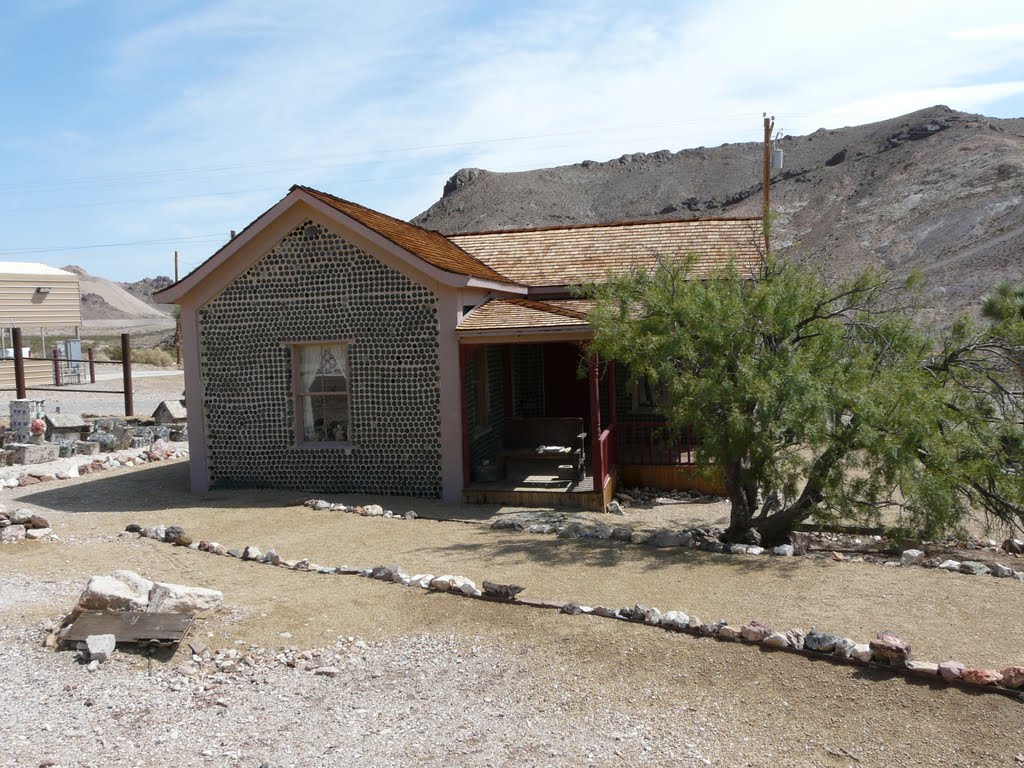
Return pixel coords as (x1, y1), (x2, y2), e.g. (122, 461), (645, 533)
(466, 469), (597, 494)
(463, 467), (615, 511)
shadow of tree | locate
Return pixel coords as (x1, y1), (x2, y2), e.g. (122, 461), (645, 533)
(410, 525), (800, 579)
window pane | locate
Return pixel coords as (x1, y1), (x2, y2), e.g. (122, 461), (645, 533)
(297, 343), (350, 443)
(301, 394), (349, 442)
(300, 344), (347, 393)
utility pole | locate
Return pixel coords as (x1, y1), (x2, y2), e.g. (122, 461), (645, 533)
(174, 250), (182, 367)
(762, 113), (774, 257)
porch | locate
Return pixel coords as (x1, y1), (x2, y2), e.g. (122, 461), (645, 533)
(457, 302), (712, 510)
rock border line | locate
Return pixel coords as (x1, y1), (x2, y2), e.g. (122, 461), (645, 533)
(126, 521), (1024, 701)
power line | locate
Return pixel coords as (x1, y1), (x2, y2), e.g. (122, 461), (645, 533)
(0, 232), (229, 258)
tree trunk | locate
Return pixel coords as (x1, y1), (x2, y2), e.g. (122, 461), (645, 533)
(723, 458), (759, 542)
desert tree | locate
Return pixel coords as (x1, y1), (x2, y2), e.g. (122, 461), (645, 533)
(583, 257), (1024, 544)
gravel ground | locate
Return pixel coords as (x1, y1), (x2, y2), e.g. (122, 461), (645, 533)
(1, 576), (720, 767)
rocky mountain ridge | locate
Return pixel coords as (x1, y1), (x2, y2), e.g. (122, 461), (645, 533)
(413, 106), (1024, 319)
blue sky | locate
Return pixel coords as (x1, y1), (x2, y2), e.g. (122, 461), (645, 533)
(2, 1), (1023, 282)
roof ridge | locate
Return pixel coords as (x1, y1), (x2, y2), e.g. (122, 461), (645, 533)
(443, 215), (763, 238)
(503, 297), (589, 321)
(293, 185), (518, 285)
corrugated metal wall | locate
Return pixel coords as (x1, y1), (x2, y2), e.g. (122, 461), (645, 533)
(0, 273), (81, 327)
(0, 359), (53, 390)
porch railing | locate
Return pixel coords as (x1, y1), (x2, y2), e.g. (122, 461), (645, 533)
(615, 421), (695, 466)
(592, 424), (615, 492)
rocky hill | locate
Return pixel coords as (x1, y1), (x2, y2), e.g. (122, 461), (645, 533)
(119, 275), (174, 313)
(413, 106), (1024, 319)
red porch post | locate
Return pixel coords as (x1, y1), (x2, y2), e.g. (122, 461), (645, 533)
(459, 345), (471, 487)
(589, 354), (603, 492)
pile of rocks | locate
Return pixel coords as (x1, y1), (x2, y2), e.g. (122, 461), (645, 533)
(0, 440), (187, 490)
(171, 635), (381, 686)
(56, 569), (224, 670)
(901, 547), (1024, 580)
(85, 419), (186, 454)
(0, 507), (52, 542)
(297, 499), (417, 520)
(614, 487), (721, 506)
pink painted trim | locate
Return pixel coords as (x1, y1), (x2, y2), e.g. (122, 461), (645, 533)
(179, 302), (209, 494)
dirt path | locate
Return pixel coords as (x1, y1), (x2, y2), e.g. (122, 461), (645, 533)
(2, 462), (1023, 765)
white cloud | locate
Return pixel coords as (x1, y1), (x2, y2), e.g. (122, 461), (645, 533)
(6, 0), (1024, 279)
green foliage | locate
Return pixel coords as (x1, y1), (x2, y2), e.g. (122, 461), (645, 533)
(583, 257), (1024, 543)
(102, 345), (176, 367)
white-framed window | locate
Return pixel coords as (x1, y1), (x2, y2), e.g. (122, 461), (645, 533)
(291, 341), (351, 445)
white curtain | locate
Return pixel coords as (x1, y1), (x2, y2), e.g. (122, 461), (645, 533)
(298, 343), (347, 441)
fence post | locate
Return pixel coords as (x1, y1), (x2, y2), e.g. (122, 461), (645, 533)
(88, 347), (96, 384)
(12, 327), (26, 399)
(121, 333), (133, 417)
(52, 347), (61, 387)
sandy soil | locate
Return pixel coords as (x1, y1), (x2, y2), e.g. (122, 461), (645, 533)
(2, 461), (1024, 766)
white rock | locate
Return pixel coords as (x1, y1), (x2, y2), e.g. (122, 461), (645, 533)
(313, 500), (330, 510)
(938, 559), (961, 571)
(416, 574), (435, 589)
(364, 504), (384, 517)
(641, 607), (663, 625)
(901, 549), (925, 566)
(25, 527), (52, 539)
(148, 581), (223, 614)
(0, 525), (26, 542)
(834, 637), (857, 658)
(772, 544), (794, 556)
(852, 643), (873, 663)
(78, 573), (152, 612)
(449, 576), (478, 596)
(67, 464), (79, 478)
(85, 634), (116, 663)
(762, 632), (790, 648)
(991, 563), (1014, 578)
(86, 660), (100, 672)
(429, 575), (454, 591)
(746, 546), (765, 556)
(661, 611), (690, 631)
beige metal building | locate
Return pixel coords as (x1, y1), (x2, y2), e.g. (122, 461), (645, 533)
(0, 262), (82, 389)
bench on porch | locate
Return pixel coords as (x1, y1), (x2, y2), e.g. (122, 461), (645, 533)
(499, 417), (586, 482)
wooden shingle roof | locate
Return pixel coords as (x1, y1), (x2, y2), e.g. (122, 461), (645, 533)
(449, 218), (763, 287)
(458, 298), (593, 333)
(296, 186), (516, 285)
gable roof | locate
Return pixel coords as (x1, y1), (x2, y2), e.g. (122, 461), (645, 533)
(295, 186), (515, 285)
(155, 186), (521, 305)
(449, 217), (763, 287)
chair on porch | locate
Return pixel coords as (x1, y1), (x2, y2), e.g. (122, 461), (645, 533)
(499, 417), (587, 483)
